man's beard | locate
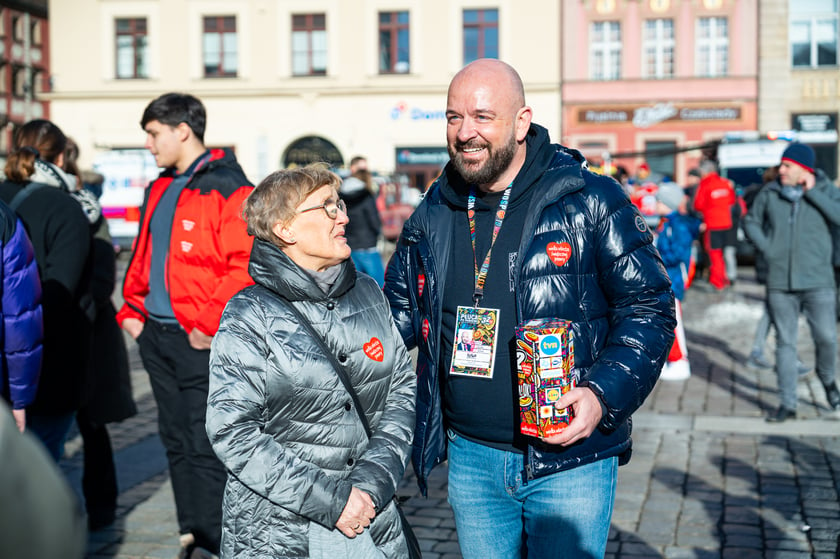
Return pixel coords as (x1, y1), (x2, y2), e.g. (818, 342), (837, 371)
(449, 133), (517, 187)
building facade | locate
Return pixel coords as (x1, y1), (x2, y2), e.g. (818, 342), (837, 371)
(758, 0), (839, 181)
(46, 0), (561, 190)
(561, 0), (759, 184)
(0, 0), (50, 157)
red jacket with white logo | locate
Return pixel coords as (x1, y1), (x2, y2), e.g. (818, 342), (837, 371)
(117, 149), (254, 336)
(693, 173), (735, 231)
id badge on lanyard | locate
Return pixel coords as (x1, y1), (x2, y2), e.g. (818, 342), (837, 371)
(448, 183), (511, 380)
(449, 306), (501, 378)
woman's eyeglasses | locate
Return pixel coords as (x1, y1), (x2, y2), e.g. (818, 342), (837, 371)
(297, 198), (347, 219)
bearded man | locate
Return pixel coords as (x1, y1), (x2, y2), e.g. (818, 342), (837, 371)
(384, 59), (676, 558)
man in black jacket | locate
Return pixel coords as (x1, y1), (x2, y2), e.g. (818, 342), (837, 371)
(385, 59), (675, 559)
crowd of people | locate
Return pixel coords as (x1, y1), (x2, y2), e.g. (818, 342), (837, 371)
(0, 58), (838, 559)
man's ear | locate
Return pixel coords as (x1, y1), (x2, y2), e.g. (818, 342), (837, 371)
(515, 106), (533, 142)
(272, 222), (296, 244)
(176, 122), (193, 142)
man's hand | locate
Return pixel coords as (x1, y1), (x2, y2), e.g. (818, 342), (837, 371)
(12, 409), (25, 433)
(122, 317), (144, 340)
(539, 386), (604, 446)
(188, 328), (213, 350)
(801, 172), (816, 191)
(335, 487), (377, 538)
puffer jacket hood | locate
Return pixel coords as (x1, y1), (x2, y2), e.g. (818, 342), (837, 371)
(248, 238), (356, 302)
(208, 238), (416, 558)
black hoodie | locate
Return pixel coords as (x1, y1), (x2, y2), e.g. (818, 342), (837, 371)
(439, 124), (558, 452)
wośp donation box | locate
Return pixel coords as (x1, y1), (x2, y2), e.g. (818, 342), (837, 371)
(516, 318), (575, 438)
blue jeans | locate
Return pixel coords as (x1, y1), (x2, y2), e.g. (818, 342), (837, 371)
(27, 412), (76, 462)
(350, 248), (384, 287)
(767, 287), (838, 410)
(447, 431), (617, 559)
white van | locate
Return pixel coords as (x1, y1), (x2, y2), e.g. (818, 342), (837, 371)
(92, 149), (160, 250)
(716, 132), (793, 190)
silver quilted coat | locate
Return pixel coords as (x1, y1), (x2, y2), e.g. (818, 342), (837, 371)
(207, 239), (416, 558)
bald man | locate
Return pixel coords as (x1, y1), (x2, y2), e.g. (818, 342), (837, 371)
(385, 59), (676, 558)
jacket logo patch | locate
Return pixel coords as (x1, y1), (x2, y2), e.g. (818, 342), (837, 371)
(546, 242), (572, 267)
(635, 215), (648, 233)
(422, 319), (430, 342)
(363, 338), (384, 362)
(182, 219), (196, 232)
(417, 273), (426, 297)
(180, 241), (193, 253)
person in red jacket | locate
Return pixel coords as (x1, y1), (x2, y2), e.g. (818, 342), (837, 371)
(693, 159), (736, 290)
(117, 93), (254, 558)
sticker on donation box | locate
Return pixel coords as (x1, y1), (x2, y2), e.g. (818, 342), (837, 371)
(449, 306), (500, 379)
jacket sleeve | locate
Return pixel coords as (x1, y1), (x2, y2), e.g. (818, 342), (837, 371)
(655, 222), (680, 269)
(193, 185), (254, 336)
(804, 180), (840, 227)
(346, 312), (416, 510)
(3, 218), (43, 409)
(116, 183), (155, 327)
(384, 232), (418, 350)
(582, 188), (676, 430)
(742, 189), (771, 254)
(207, 296), (352, 528)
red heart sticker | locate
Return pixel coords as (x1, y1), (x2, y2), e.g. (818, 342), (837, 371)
(422, 319), (430, 342)
(546, 242), (572, 267)
(418, 273), (426, 297)
(363, 338), (384, 362)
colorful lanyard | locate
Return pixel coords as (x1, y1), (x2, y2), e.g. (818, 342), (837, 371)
(467, 183), (513, 306)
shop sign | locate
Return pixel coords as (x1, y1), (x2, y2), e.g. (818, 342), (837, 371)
(579, 102), (742, 128)
(792, 113), (838, 144)
(391, 101), (446, 121)
(396, 146), (449, 166)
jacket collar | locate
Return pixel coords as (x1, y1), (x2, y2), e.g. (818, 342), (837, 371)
(248, 238), (356, 302)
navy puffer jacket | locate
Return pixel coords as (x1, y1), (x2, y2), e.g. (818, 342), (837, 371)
(385, 138), (676, 495)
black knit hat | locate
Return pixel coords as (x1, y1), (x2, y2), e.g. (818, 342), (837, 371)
(781, 143), (815, 173)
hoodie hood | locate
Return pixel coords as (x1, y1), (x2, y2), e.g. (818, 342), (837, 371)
(439, 123), (557, 212)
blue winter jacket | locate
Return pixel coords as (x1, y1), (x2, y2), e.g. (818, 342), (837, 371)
(655, 212), (701, 301)
(385, 140), (676, 495)
(0, 201), (43, 410)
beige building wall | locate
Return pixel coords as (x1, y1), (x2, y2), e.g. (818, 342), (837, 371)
(46, 0), (561, 182)
(758, 0), (839, 180)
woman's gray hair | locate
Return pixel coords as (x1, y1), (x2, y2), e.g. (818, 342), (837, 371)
(243, 163), (341, 248)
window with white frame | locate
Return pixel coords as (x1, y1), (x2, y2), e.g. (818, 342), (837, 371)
(790, 0), (838, 68)
(696, 16), (728, 77)
(590, 21), (621, 80)
(643, 19), (674, 78)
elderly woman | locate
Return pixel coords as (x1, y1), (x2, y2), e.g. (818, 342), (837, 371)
(207, 163), (416, 558)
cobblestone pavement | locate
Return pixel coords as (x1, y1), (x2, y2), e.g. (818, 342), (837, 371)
(61, 268), (840, 559)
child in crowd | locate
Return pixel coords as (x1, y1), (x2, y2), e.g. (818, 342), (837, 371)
(654, 182), (702, 381)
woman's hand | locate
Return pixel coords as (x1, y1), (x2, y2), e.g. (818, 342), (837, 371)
(335, 487), (377, 538)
